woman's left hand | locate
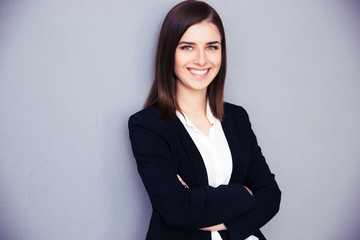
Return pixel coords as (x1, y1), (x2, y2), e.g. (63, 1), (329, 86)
(199, 223), (228, 231)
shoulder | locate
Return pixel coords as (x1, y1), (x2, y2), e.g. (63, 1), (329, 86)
(128, 105), (179, 148)
(129, 105), (161, 123)
(223, 102), (250, 122)
(128, 105), (174, 132)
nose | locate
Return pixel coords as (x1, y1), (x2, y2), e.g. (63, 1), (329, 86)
(194, 49), (207, 66)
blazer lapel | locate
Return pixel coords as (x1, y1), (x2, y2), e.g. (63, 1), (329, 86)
(221, 108), (248, 183)
(171, 117), (209, 186)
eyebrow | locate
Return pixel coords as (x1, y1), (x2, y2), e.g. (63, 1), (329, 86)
(178, 41), (221, 45)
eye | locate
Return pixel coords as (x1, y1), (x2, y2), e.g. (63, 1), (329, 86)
(180, 45), (193, 51)
(207, 45), (219, 50)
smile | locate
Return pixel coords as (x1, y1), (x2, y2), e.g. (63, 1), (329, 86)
(188, 68), (210, 77)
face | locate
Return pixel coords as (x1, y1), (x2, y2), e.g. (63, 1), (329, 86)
(174, 20), (222, 95)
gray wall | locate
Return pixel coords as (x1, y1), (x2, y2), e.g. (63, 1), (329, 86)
(0, 0), (359, 239)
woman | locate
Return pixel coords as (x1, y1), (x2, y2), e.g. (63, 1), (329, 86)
(128, 1), (281, 239)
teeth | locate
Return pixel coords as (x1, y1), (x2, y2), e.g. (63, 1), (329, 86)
(189, 69), (209, 75)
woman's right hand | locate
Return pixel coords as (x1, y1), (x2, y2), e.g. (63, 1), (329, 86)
(244, 186), (253, 196)
(176, 174), (189, 189)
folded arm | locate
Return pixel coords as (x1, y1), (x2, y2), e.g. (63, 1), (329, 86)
(129, 114), (258, 230)
(224, 110), (281, 239)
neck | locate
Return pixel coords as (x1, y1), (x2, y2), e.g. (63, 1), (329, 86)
(177, 88), (207, 116)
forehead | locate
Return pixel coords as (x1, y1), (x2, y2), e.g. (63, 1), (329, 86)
(179, 21), (221, 42)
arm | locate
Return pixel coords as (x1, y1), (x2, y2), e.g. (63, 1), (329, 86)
(224, 111), (281, 239)
(129, 113), (258, 230)
(198, 186), (253, 231)
(195, 185), (254, 232)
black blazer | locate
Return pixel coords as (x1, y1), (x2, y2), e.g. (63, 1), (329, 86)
(128, 102), (281, 240)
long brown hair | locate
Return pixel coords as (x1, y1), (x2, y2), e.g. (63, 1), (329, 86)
(144, 0), (227, 121)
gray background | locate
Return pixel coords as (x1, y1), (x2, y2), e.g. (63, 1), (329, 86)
(0, 0), (359, 239)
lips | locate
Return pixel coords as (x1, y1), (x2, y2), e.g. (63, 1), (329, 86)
(188, 68), (210, 78)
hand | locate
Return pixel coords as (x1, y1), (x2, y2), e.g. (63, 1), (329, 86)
(244, 186), (253, 196)
(200, 223), (227, 231)
(176, 174), (189, 189)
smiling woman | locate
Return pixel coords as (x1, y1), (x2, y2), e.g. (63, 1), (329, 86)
(128, 1), (281, 240)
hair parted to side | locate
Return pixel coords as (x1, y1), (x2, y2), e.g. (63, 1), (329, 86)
(144, 0), (227, 121)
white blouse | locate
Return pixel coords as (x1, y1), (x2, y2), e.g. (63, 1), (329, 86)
(176, 102), (258, 240)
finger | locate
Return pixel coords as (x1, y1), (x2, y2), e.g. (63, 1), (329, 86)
(176, 174), (184, 184)
(244, 186), (253, 196)
(176, 174), (189, 189)
(199, 227), (210, 231)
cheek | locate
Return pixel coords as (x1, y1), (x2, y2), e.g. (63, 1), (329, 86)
(209, 52), (222, 67)
(174, 55), (181, 75)
(174, 53), (186, 78)
(174, 53), (184, 71)
(175, 52), (191, 67)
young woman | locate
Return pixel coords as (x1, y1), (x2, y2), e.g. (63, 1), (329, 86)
(128, 1), (281, 239)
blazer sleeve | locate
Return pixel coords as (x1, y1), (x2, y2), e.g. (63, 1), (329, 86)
(128, 112), (258, 230)
(225, 108), (281, 239)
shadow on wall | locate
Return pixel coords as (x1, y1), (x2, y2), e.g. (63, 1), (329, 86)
(0, 0), (12, 42)
(0, 3), (35, 240)
(0, 184), (33, 240)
